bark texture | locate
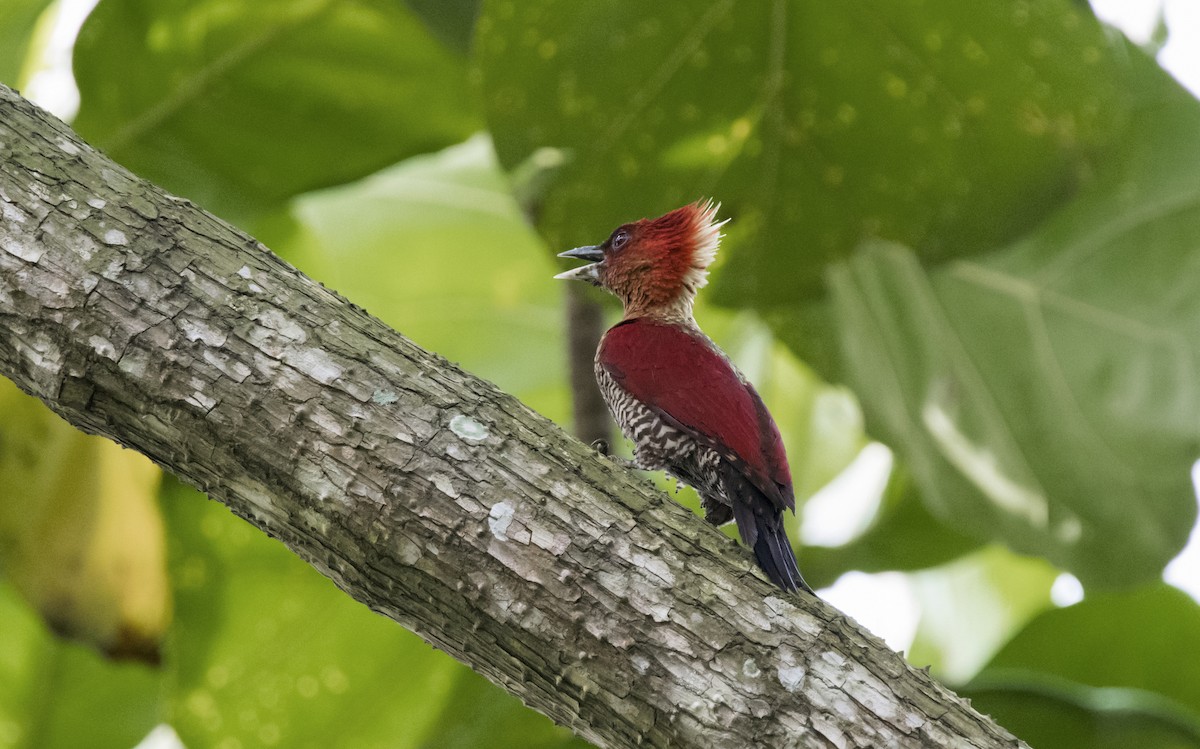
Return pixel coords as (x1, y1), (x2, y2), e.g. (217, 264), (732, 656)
(0, 85), (1025, 749)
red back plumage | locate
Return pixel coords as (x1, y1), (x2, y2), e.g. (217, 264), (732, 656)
(598, 318), (794, 511)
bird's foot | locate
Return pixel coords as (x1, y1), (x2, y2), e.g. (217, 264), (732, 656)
(590, 439), (640, 471)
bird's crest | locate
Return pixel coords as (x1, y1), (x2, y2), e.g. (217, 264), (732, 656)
(644, 199), (729, 291)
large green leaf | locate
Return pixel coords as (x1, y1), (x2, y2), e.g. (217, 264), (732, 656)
(0, 0), (52, 86)
(966, 681), (1200, 749)
(825, 58), (1200, 586)
(0, 581), (161, 749)
(964, 584), (1200, 748)
(72, 0), (480, 220)
(976, 585), (1200, 715)
(478, 0), (1129, 299)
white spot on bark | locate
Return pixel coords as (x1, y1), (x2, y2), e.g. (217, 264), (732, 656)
(102, 229), (128, 246)
(631, 654), (650, 674)
(2, 202), (27, 224)
(309, 406), (345, 437)
(632, 551), (675, 586)
(371, 389), (398, 405)
(88, 335), (117, 360)
(248, 283), (264, 293)
(2, 237), (44, 262)
(529, 525), (570, 554)
(23, 332), (62, 371)
(258, 309), (307, 342)
(201, 349), (252, 382)
(186, 390), (217, 411)
(87, 197), (107, 209)
(395, 536), (422, 565)
(288, 348), (342, 384)
(488, 501), (515, 540)
(178, 317), (227, 346)
(449, 414), (488, 442)
(778, 663), (806, 692)
(58, 140), (80, 155)
(432, 473), (458, 498)
(237, 265), (253, 279)
(743, 659), (761, 678)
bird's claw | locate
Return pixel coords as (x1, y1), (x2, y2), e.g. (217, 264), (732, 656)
(591, 440), (639, 471)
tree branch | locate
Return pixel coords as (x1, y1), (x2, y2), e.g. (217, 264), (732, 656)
(0, 84), (1024, 749)
(565, 283), (612, 446)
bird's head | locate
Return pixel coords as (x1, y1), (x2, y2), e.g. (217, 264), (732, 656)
(555, 200), (728, 320)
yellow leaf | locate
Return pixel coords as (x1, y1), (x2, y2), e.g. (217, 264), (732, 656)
(0, 380), (170, 662)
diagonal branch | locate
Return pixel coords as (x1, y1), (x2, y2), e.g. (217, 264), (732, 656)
(0, 84), (1024, 749)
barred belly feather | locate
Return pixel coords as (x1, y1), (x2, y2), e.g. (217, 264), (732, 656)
(595, 362), (732, 525)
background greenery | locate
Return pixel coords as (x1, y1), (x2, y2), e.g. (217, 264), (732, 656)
(1, 1), (1198, 747)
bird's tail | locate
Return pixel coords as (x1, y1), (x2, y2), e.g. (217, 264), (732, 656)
(726, 473), (814, 595)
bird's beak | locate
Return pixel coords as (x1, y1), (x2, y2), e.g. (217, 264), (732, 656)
(554, 245), (604, 283)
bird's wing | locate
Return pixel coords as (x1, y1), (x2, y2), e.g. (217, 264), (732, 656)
(598, 318), (794, 512)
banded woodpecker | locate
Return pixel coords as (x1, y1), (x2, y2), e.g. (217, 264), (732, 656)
(555, 200), (813, 594)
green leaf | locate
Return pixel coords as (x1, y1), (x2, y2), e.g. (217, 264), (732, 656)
(478, 0), (1130, 299)
(965, 584), (1200, 748)
(72, 0), (480, 221)
(0, 0), (52, 86)
(404, 0), (480, 55)
(0, 580), (161, 749)
(800, 463), (980, 587)
(966, 678), (1200, 749)
(419, 669), (591, 749)
(163, 479), (582, 749)
(977, 585), (1200, 714)
(825, 54), (1200, 586)
(906, 545), (1057, 681)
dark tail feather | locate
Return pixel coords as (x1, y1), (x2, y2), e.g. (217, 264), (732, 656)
(754, 512), (814, 595)
(730, 493), (815, 595)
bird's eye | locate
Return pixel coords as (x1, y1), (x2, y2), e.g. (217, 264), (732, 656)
(611, 230), (630, 250)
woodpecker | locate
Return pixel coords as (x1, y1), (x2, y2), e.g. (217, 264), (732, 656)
(555, 200), (813, 594)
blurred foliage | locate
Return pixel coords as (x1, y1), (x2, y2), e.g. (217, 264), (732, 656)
(0, 381), (170, 662)
(162, 479), (583, 749)
(72, 0), (480, 221)
(479, 0), (1128, 297)
(907, 545), (1059, 683)
(965, 585), (1200, 747)
(801, 465), (979, 589)
(0, 581), (161, 749)
(825, 53), (1200, 589)
(0, 1), (1198, 748)
(0, 0), (52, 86)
